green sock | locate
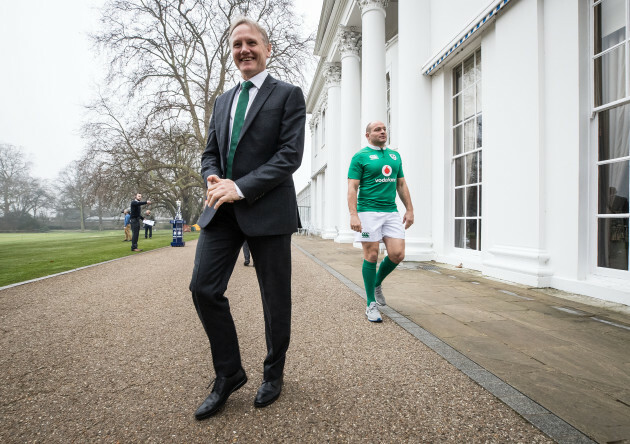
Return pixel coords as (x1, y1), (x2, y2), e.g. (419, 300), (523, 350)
(375, 256), (399, 287)
(362, 260), (377, 306)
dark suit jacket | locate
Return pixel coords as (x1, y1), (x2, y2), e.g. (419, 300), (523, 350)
(130, 200), (148, 218)
(198, 74), (305, 236)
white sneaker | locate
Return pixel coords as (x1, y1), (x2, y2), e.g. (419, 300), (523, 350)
(365, 302), (382, 322)
(374, 285), (386, 306)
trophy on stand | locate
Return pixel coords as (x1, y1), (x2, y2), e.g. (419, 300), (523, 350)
(170, 200), (186, 247)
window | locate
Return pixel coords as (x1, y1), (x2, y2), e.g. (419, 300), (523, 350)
(593, 0), (630, 271)
(452, 49), (482, 251)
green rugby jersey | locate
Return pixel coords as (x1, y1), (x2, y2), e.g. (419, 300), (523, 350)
(348, 146), (404, 212)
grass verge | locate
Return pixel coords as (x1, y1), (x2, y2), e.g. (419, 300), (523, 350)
(0, 229), (200, 287)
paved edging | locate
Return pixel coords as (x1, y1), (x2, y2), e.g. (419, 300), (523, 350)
(292, 241), (595, 444)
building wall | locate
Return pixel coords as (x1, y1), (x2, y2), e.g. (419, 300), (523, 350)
(306, 0), (630, 305)
(479, 0), (550, 284)
(430, 0), (494, 55)
(385, 37), (399, 149)
(541, 0), (588, 285)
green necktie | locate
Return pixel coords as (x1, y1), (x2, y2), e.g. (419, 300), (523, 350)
(226, 80), (254, 179)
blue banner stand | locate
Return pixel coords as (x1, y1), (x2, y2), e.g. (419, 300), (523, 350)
(170, 219), (186, 247)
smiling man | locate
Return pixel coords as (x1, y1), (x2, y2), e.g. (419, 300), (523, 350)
(347, 121), (414, 322)
(189, 17), (305, 419)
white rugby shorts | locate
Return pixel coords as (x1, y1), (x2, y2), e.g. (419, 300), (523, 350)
(355, 211), (405, 243)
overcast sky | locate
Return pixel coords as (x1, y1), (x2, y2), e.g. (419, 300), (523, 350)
(0, 0), (321, 191)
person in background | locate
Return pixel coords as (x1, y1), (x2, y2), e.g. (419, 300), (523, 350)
(347, 121), (414, 323)
(144, 209), (154, 239)
(123, 209), (131, 242)
(130, 193), (151, 252)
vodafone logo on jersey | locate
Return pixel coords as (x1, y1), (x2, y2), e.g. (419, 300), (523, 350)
(375, 164), (396, 182)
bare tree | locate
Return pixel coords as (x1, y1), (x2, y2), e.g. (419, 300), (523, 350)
(84, 0), (315, 222)
(57, 160), (93, 231)
(13, 179), (55, 219)
(85, 99), (203, 221)
(0, 143), (32, 217)
(78, 153), (125, 230)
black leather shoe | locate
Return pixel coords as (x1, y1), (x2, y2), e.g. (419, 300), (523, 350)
(243, 261), (250, 266)
(254, 377), (283, 408)
(194, 368), (247, 420)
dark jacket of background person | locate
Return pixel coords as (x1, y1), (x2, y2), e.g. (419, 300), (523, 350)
(130, 199), (149, 251)
(130, 200), (148, 218)
(144, 211), (155, 238)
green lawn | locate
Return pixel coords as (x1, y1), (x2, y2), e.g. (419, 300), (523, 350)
(0, 229), (200, 287)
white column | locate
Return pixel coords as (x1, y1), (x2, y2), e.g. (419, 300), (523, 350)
(398, 0), (434, 261)
(311, 173), (319, 234)
(308, 119), (318, 234)
(317, 172), (325, 235)
(359, 0), (388, 129)
(322, 167), (336, 238)
(307, 180), (315, 232)
(336, 27), (362, 243)
(322, 64), (342, 239)
(309, 117), (317, 178)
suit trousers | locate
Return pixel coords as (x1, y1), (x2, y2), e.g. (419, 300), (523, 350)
(189, 204), (292, 381)
(130, 218), (141, 250)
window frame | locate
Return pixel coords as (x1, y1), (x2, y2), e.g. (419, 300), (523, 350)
(591, 0), (630, 114)
(450, 47), (483, 253)
(590, 0), (630, 277)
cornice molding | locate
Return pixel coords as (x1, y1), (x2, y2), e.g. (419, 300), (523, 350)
(422, 0), (514, 76)
(305, 57), (326, 112)
(314, 0), (340, 54)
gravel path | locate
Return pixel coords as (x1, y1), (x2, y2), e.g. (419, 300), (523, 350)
(0, 240), (551, 442)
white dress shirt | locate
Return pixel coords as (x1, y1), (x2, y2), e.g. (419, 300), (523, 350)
(229, 70), (268, 199)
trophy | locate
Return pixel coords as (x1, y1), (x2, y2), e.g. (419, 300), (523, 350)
(175, 200), (182, 220)
(170, 199), (186, 247)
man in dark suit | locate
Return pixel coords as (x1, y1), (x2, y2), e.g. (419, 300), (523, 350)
(189, 17), (305, 420)
(129, 193), (151, 252)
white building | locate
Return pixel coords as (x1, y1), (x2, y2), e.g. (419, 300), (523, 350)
(303, 0), (630, 305)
